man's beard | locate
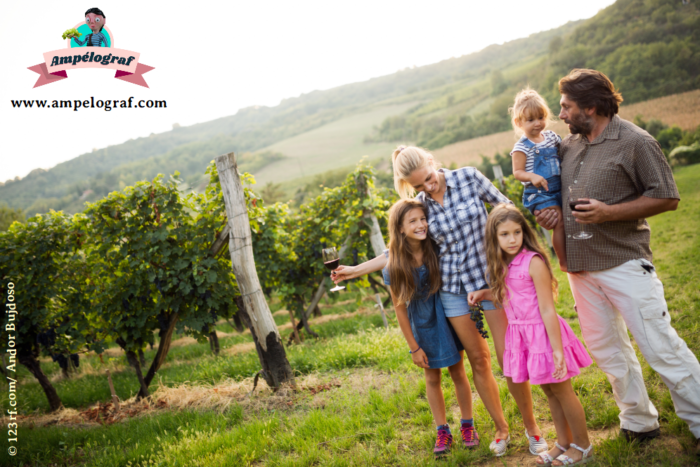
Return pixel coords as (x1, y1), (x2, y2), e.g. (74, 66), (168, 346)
(566, 112), (594, 135)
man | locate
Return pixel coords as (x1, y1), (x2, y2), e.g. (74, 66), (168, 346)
(73, 8), (109, 48)
(536, 68), (700, 454)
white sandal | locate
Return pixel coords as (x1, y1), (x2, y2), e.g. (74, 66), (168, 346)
(554, 443), (594, 465)
(537, 442), (568, 466)
(489, 434), (511, 457)
(526, 428), (549, 455)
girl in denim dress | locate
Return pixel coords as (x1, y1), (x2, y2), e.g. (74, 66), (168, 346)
(509, 88), (567, 271)
(383, 199), (478, 458)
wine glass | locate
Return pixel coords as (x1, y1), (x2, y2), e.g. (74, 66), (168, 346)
(322, 247), (345, 292)
(568, 185), (593, 240)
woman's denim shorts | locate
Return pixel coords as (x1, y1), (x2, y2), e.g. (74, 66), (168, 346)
(440, 284), (497, 318)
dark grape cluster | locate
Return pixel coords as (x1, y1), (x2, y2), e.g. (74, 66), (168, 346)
(50, 353), (79, 370)
(36, 329), (57, 347)
(469, 303), (489, 340)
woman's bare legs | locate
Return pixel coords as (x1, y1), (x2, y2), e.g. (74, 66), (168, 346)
(447, 355), (473, 420)
(449, 315), (509, 439)
(424, 368), (447, 426)
(484, 306), (543, 438)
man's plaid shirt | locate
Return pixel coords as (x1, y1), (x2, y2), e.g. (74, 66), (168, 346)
(417, 167), (511, 294)
(560, 115), (680, 272)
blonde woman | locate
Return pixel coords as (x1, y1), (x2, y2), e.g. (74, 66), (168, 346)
(333, 146), (547, 457)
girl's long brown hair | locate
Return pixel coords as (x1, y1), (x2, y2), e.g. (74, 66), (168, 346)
(484, 204), (558, 308)
(387, 199), (441, 305)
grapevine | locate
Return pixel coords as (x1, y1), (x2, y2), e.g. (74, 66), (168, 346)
(1, 156), (398, 408)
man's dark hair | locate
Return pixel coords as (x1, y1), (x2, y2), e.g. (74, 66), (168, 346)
(559, 69), (623, 118)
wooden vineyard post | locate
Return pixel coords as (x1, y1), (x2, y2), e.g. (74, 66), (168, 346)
(356, 173), (387, 260)
(215, 152), (295, 389)
(356, 172), (389, 328)
(375, 293), (389, 328)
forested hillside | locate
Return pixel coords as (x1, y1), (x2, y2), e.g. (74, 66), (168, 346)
(1, 0), (698, 218)
(365, 0), (700, 148)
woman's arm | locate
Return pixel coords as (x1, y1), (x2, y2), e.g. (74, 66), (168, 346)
(474, 167), (511, 205)
(332, 254), (388, 284)
(530, 256), (567, 380)
(391, 289), (429, 369)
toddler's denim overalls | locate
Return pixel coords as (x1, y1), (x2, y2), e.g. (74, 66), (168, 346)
(519, 136), (562, 214)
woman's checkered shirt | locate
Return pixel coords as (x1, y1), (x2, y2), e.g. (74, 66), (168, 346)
(416, 167), (511, 294)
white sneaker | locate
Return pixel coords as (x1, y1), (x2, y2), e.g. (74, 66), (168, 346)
(525, 429), (549, 455)
(489, 434), (510, 457)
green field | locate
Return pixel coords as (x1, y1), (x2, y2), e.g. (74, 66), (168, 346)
(254, 102), (419, 185)
(2, 164), (699, 466)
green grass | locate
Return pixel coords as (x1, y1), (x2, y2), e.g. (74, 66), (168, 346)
(3, 164), (699, 466)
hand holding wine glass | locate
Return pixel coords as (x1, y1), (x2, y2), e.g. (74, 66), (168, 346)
(568, 185), (593, 239)
(322, 247), (345, 292)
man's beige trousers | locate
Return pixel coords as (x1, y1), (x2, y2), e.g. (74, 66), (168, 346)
(569, 258), (700, 438)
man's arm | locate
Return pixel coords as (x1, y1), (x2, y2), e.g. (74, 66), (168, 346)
(573, 196), (678, 224)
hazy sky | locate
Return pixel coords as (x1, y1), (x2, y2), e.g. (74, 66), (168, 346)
(0, 0), (617, 182)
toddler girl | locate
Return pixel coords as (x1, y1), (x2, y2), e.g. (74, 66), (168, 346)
(383, 199), (478, 459)
(509, 88), (567, 271)
(469, 204), (594, 465)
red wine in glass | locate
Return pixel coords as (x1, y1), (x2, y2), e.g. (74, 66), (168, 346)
(322, 247), (345, 292)
(569, 199), (591, 212)
(568, 186), (593, 240)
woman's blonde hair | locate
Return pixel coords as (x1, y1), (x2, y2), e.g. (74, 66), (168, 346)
(484, 204), (558, 308)
(508, 88), (556, 135)
(391, 146), (441, 199)
(387, 199), (441, 305)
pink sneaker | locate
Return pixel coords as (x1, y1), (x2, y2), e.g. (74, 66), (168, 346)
(460, 424), (480, 448)
(434, 429), (453, 457)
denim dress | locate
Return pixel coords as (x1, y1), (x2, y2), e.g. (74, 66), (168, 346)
(519, 137), (563, 214)
(383, 262), (464, 369)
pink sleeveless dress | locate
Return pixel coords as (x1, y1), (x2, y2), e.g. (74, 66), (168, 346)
(502, 249), (592, 385)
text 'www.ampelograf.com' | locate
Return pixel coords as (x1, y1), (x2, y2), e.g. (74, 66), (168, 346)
(6, 282), (18, 457)
(10, 97), (167, 112)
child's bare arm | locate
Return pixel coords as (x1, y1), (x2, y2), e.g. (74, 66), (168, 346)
(467, 288), (493, 306)
(390, 289), (429, 369)
(530, 256), (567, 379)
(333, 254), (387, 284)
(512, 151), (548, 191)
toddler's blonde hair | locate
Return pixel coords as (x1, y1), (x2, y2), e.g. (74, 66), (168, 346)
(508, 88), (556, 135)
(391, 146), (441, 199)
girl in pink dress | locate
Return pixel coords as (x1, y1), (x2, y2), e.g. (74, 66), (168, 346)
(469, 204), (594, 466)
